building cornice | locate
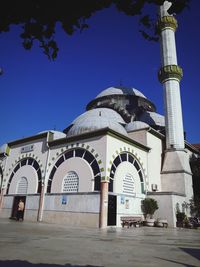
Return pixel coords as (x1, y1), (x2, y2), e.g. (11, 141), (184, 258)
(161, 170), (192, 176)
(48, 127), (150, 152)
(8, 132), (48, 147)
(185, 142), (200, 154)
(127, 126), (165, 140)
(147, 191), (185, 197)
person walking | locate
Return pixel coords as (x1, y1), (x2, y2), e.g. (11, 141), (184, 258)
(17, 199), (25, 221)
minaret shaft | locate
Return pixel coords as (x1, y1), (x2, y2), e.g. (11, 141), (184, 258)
(160, 29), (177, 65)
(163, 81), (184, 149)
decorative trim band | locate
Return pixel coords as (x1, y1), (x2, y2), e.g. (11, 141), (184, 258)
(157, 16), (178, 33)
(158, 65), (183, 83)
(161, 170), (192, 175)
(147, 191), (186, 197)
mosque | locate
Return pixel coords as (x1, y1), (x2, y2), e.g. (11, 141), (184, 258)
(0, 1), (199, 228)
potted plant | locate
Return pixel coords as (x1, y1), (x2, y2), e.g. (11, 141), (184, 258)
(176, 212), (186, 227)
(141, 198), (158, 226)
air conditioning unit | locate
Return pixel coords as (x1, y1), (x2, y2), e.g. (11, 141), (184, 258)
(151, 184), (158, 192)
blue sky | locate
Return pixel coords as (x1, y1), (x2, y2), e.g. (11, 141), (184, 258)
(0, 1), (199, 146)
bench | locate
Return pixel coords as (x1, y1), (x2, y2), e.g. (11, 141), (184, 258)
(121, 216), (143, 228)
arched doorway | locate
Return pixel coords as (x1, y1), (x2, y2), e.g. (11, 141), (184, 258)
(108, 152), (145, 226)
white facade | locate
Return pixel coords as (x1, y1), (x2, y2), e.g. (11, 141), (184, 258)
(0, 85), (197, 228)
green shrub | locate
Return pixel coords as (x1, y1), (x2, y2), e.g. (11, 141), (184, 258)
(141, 198), (158, 219)
(176, 212), (186, 222)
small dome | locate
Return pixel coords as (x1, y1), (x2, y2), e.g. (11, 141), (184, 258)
(0, 143), (7, 154)
(125, 121), (149, 132)
(67, 109), (128, 137)
(139, 111), (165, 127)
(37, 130), (66, 140)
(72, 108), (126, 125)
(96, 86), (146, 99)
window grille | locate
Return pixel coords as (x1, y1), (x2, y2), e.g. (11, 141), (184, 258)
(123, 173), (135, 195)
(62, 171), (79, 193)
(17, 177), (28, 194)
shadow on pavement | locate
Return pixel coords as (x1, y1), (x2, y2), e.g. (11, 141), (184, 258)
(0, 260), (103, 267)
(155, 257), (198, 267)
(180, 248), (200, 261)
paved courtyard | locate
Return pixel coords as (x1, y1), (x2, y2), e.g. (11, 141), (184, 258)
(0, 218), (199, 267)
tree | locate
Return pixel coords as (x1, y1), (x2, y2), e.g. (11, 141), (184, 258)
(141, 197), (158, 219)
(0, 0), (190, 60)
(190, 154), (200, 201)
(189, 197), (200, 217)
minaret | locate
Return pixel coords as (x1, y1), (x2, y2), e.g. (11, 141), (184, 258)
(158, 1), (184, 150)
(157, 1), (192, 195)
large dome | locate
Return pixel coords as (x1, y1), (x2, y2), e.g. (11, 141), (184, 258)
(66, 108), (127, 137)
(64, 86), (163, 137)
(95, 86), (146, 99)
(72, 108), (125, 125)
(86, 86), (153, 123)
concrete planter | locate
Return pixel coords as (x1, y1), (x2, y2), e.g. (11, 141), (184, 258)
(155, 219), (168, 228)
(145, 219), (155, 227)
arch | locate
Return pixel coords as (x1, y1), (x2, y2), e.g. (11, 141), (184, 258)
(109, 152), (145, 194)
(6, 158), (42, 194)
(47, 148), (101, 193)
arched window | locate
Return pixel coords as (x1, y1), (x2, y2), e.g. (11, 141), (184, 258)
(7, 158), (42, 194)
(62, 171), (79, 193)
(47, 148), (101, 193)
(17, 177), (28, 194)
(109, 152), (145, 193)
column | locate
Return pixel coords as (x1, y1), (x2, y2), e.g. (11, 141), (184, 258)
(0, 188), (5, 210)
(99, 181), (108, 228)
(37, 183), (45, 222)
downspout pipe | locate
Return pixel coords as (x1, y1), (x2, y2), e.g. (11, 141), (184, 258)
(37, 132), (51, 222)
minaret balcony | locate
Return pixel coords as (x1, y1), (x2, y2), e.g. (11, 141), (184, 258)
(157, 16), (178, 33)
(158, 65), (183, 83)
